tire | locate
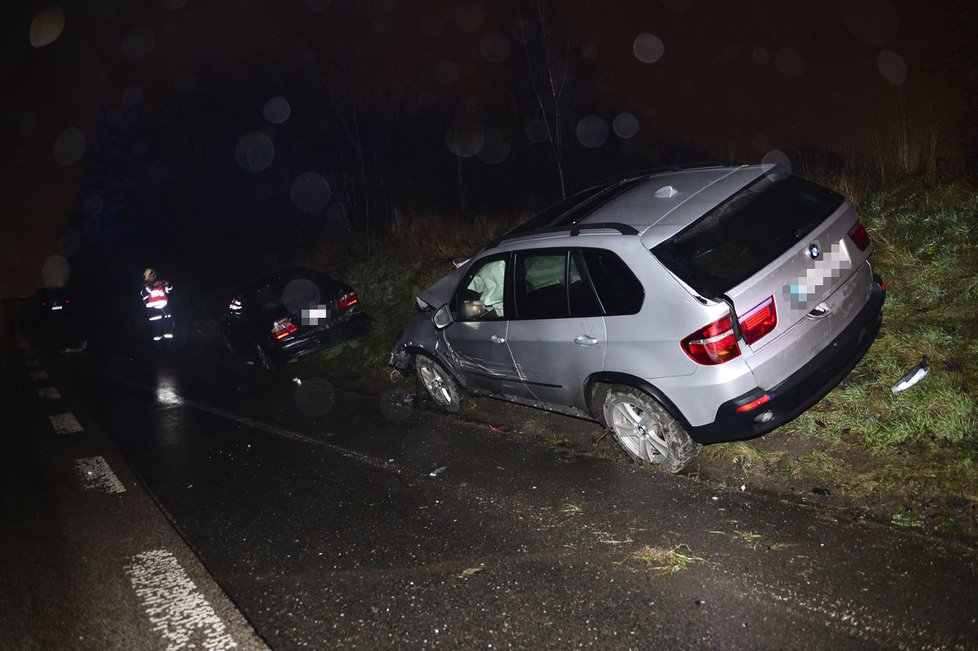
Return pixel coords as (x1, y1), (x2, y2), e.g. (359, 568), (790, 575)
(602, 386), (701, 473)
(415, 353), (462, 413)
(254, 344), (275, 371)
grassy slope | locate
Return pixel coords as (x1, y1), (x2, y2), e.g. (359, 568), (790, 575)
(307, 182), (978, 538)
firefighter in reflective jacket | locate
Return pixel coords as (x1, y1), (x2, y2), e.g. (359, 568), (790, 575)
(141, 268), (173, 341)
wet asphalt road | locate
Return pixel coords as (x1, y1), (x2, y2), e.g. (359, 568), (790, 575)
(4, 309), (978, 649)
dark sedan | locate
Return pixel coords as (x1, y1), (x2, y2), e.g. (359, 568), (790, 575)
(220, 267), (369, 369)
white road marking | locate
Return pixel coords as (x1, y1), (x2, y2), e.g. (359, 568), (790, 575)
(74, 456), (126, 494)
(49, 413), (83, 434)
(126, 549), (238, 651)
(30, 370), (49, 381)
(38, 387), (62, 400)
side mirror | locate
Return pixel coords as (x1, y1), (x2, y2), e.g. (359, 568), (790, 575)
(432, 304), (453, 330)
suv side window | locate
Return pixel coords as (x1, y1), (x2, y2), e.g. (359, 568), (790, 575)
(581, 249), (644, 315)
(454, 255), (509, 321)
(514, 250), (604, 319)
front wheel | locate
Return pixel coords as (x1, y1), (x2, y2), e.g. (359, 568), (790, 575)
(603, 387), (701, 473)
(415, 353), (462, 413)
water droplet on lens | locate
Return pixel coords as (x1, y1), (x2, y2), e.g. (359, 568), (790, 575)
(633, 33), (665, 64)
(235, 132), (275, 172)
(841, 0), (898, 47)
(122, 85), (143, 107)
(512, 17), (536, 44)
(290, 172), (331, 212)
(175, 70), (198, 95)
(83, 193), (103, 217)
(762, 149), (792, 174)
(435, 62), (460, 85)
(54, 127), (86, 166)
(477, 127), (512, 165)
(295, 377), (335, 417)
(752, 46), (771, 65)
(455, 3), (485, 32)
(775, 47), (805, 78)
(121, 26), (156, 64)
(877, 49), (907, 84)
(613, 113), (640, 139)
(282, 278), (320, 316)
(161, 0), (187, 10)
(525, 118), (548, 144)
(420, 14), (445, 37)
(30, 6), (66, 48)
(576, 116), (609, 148)
(263, 96), (292, 124)
(581, 43), (599, 62)
(42, 254), (70, 288)
(480, 32), (511, 64)
(445, 117), (484, 158)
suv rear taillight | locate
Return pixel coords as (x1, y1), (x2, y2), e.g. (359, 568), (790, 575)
(338, 292), (359, 310)
(271, 317), (298, 340)
(848, 221), (870, 251)
(683, 296), (779, 365)
(681, 314), (741, 365)
(740, 296), (777, 345)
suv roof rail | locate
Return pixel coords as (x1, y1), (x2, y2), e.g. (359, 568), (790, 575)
(486, 222), (639, 250)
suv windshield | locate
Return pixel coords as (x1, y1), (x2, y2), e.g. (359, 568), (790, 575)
(651, 172), (844, 297)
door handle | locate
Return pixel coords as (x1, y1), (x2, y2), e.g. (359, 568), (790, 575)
(491, 334), (506, 344)
(574, 335), (598, 346)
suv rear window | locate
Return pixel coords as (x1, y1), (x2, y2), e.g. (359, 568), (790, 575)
(651, 173), (844, 297)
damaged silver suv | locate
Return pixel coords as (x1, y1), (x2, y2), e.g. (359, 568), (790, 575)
(390, 163), (885, 472)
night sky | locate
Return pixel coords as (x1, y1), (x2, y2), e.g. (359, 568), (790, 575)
(2, 0), (975, 296)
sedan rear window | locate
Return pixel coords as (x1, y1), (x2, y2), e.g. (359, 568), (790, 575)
(651, 173), (844, 297)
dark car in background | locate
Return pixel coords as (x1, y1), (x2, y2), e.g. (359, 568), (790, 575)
(220, 267), (369, 369)
(27, 286), (88, 352)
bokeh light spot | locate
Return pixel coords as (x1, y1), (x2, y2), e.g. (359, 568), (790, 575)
(577, 116), (609, 148)
(775, 47), (805, 78)
(303, 0), (331, 13)
(121, 26), (156, 64)
(633, 33), (665, 64)
(435, 62), (460, 85)
(295, 377), (335, 417)
(661, 0), (692, 9)
(877, 49), (907, 85)
(235, 132), (275, 172)
(581, 43), (599, 63)
(762, 149), (792, 174)
(612, 113), (640, 139)
(42, 254), (70, 288)
(841, 0), (897, 47)
(480, 32), (511, 64)
(420, 14), (445, 37)
(455, 3), (485, 32)
(283, 278), (321, 316)
(525, 118), (549, 144)
(18, 112), (38, 138)
(122, 84), (143, 107)
(263, 96), (292, 124)
(82, 193), (103, 218)
(477, 128), (512, 165)
(30, 6), (66, 48)
(161, 0), (187, 10)
(175, 70), (198, 95)
(148, 161), (168, 184)
(290, 172), (331, 212)
(512, 17), (537, 44)
(752, 46), (771, 65)
(445, 118), (485, 158)
(53, 127), (86, 166)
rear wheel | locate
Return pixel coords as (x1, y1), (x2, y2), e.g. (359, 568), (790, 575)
(415, 353), (462, 413)
(603, 386), (700, 473)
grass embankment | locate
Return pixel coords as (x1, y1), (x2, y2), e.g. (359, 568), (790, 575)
(308, 182), (978, 538)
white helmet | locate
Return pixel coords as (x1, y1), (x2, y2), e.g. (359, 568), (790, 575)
(143, 268), (156, 281)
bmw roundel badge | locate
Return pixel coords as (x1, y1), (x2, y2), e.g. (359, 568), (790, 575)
(808, 244), (821, 259)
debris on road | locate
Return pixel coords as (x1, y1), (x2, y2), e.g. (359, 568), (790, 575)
(891, 356), (929, 393)
(429, 465), (448, 478)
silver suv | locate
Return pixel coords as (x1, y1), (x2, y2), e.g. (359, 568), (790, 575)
(390, 164), (885, 472)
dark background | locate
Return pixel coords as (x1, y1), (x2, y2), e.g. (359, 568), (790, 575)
(2, 0), (976, 298)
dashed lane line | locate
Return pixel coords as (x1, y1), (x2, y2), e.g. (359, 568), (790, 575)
(126, 549), (239, 651)
(74, 456), (126, 494)
(49, 412), (84, 434)
(38, 386), (62, 400)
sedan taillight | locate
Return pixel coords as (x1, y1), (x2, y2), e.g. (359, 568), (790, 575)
(271, 317), (298, 340)
(338, 292), (359, 310)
